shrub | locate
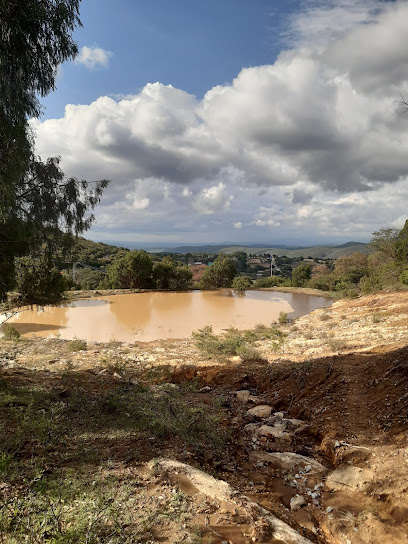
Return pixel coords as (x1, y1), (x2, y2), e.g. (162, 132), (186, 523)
(232, 276), (252, 291)
(278, 311), (288, 325)
(68, 338), (87, 352)
(253, 276), (287, 288)
(3, 325), (20, 340)
(193, 325), (251, 360)
(15, 256), (67, 303)
(237, 344), (262, 362)
(400, 269), (408, 285)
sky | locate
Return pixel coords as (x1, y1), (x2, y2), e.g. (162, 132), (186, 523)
(32, 0), (408, 247)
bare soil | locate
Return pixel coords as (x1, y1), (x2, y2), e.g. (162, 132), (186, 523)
(1, 291), (408, 543)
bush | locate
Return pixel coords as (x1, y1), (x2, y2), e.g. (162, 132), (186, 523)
(192, 325), (253, 360)
(253, 276), (288, 288)
(400, 269), (408, 285)
(232, 276), (252, 291)
(3, 325), (20, 340)
(68, 338), (87, 352)
(15, 256), (67, 303)
(278, 311), (288, 325)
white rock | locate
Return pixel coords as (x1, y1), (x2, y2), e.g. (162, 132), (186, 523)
(247, 405), (273, 418)
(290, 495), (306, 510)
(236, 390), (250, 403)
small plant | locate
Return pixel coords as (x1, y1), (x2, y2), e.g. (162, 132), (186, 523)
(0, 451), (12, 474)
(319, 312), (331, 321)
(237, 344), (262, 362)
(68, 337), (87, 351)
(371, 312), (382, 324)
(328, 338), (347, 352)
(278, 311), (288, 325)
(2, 324), (20, 340)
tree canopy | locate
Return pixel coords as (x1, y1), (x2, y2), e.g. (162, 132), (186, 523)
(0, 1), (109, 302)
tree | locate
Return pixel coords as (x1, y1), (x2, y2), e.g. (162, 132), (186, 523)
(0, 1), (109, 302)
(395, 219), (408, 264)
(14, 256), (68, 303)
(108, 250), (153, 289)
(232, 276), (252, 291)
(200, 256), (237, 288)
(370, 228), (399, 260)
(153, 258), (193, 290)
(291, 263), (312, 287)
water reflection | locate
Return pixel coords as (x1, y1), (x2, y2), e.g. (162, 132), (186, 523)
(4, 290), (332, 343)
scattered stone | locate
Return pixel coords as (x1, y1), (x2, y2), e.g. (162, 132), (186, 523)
(199, 386), (211, 393)
(236, 390), (250, 403)
(290, 495), (306, 510)
(229, 355), (242, 363)
(326, 506), (334, 513)
(247, 405), (273, 418)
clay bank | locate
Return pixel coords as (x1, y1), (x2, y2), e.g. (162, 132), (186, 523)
(2, 289), (331, 343)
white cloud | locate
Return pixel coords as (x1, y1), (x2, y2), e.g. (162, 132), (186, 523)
(75, 46), (113, 69)
(32, 1), (408, 243)
(193, 182), (233, 215)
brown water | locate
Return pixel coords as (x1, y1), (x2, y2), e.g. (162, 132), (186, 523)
(2, 290), (331, 343)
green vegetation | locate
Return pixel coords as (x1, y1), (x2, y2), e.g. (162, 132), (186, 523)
(68, 338), (87, 352)
(192, 324), (285, 360)
(199, 255), (237, 288)
(3, 325), (20, 340)
(252, 276), (290, 288)
(278, 311), (288, 325)
(291, 263), (312, 287)
(232, 275), (252, 291)
(0, 1), (108, 304)
(0, 373), (228, 543)
(106, 250), (153, 289)
(14, 256), (69, 303)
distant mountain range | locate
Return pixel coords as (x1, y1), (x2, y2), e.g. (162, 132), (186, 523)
(157, 241), (370, 259)
(90, 238), (371, 260)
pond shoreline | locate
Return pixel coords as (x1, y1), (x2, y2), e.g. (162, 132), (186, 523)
(64, 286), (334, 301)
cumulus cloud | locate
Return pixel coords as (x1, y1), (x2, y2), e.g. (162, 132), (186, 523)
(33, 1), (408, 243)
(75, 46), (113, 69)
(193, 182), (233, 215)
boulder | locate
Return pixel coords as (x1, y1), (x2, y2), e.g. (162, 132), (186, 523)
(247, 405), (273, 418)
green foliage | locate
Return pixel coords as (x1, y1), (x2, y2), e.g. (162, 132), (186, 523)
(400, 269), (408, 285)
(231, 275), (252, 291)
(199, 255), (237, 288)
(153, 257), (193, 290)
(107, 250), (153, 289)
(192, 325), (248, 359)
(0, 1), (108, 302)
(3, 325), (20, 340)
(291, 263), (312, 287)
(395, 219), (408, 264)
(73, 267), (106, 290)
(68, 338), (87, 352)
(15, 256), (67, 302)
(192, 323), (284, 360)
(253, 275), (289, 288)
(278, 311), (288, 324)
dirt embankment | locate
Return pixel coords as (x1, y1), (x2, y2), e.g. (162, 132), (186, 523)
(1, 291), (408, 543)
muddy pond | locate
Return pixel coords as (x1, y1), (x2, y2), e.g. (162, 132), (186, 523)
(3, 290), (332, 343)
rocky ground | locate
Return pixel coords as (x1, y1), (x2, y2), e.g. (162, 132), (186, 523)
(1, 291), (408, 543)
